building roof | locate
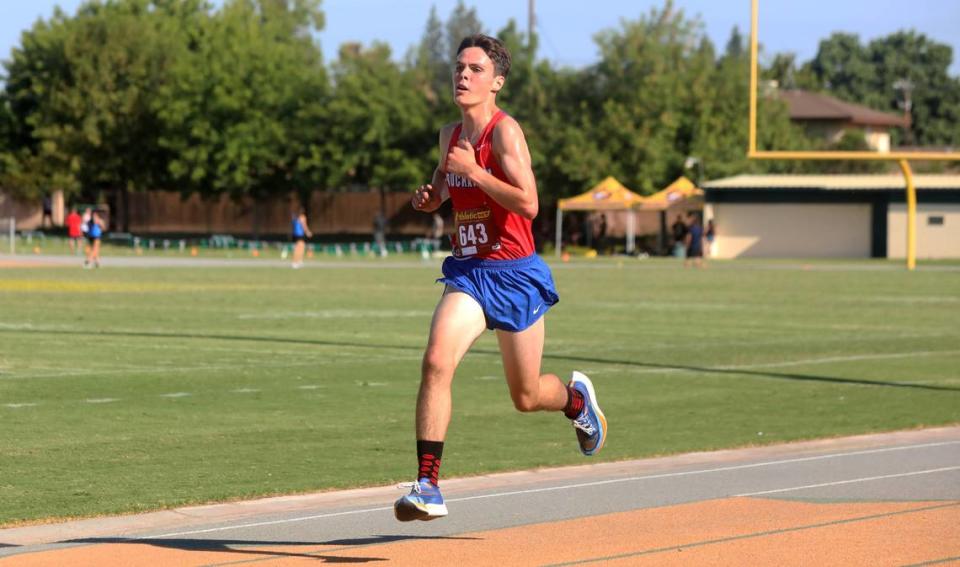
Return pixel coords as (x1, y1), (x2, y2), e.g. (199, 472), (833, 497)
(703, 174), (960, 191)
(780, 89), (910, 129)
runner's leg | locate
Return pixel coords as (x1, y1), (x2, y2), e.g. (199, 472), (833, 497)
(496, 317), (568, 412)
(417, 288), (487, 440)
(293, 241), (304, 265)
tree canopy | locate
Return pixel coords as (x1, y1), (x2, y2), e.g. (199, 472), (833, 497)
(1, 0), (957, 204)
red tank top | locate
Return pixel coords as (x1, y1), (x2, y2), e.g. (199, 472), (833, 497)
(445, 111), (536, 260)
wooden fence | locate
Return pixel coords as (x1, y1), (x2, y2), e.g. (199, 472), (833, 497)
(124, 190), (432, 236)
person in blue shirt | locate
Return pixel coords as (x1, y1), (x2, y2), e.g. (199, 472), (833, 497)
(290, 207), (313, 269)
(684, 211), (704, 269)
(84, 210), (105, 269)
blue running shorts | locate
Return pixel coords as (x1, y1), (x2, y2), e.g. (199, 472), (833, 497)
(437, 254), (560, 332)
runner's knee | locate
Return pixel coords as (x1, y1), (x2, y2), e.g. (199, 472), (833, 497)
(510, 389), (539, 412)
(421, 349), (454, 385)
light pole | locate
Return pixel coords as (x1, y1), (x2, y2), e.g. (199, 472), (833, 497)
(893, 78), (914, 146)
(684, 156), (704, 187)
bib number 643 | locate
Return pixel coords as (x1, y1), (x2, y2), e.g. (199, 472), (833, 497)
(458, 222), (488, 246)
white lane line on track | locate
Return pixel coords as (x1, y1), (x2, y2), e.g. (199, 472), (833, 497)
(147, 506), (396, 538)
(144, 440), (960, 539)
(736, 466), (960, 497)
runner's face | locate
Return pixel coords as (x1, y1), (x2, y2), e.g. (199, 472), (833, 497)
(453, 47), (503, 106)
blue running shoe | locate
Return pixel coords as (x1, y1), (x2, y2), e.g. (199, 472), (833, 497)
(570, 371), (607, 456)
(394, 478), (448, 521)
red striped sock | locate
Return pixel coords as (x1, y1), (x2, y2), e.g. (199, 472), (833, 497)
(563, 386), (585, 419)
(417, 440), (444, 486)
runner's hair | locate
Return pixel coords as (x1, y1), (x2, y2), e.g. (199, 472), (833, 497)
(456, 34), (511, 78)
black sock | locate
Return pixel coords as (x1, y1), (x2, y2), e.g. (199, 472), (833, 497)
(563, 386), (585, 419)
(417, 440), (444, 486)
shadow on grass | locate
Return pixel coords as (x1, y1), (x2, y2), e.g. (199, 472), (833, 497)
(6, 328), (959, 393)
(67, 534), (479, 563)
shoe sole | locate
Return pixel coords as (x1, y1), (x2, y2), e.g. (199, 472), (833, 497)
(394, 498), (448, 522)
(572, 371), (607, 456)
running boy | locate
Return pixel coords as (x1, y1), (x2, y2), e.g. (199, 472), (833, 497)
(395, 34), (607, 522)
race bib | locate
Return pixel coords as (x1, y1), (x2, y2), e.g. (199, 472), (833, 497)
(452, 206), (501, 257)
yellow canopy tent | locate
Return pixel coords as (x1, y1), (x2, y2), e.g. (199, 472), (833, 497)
(635, 176), (704, 254)
(634, 176), (703, 211)
(555, 176), (646, 256)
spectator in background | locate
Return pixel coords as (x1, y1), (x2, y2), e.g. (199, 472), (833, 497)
(594, 213), (608, 254)
(373, 211), (387, 257)
(65, 207), (83, 255)
(429, 212), (445, 252)
(290, 206), (312, 269)
(705, 219), (716, 259)
(84, 210), (104, 269)
(671, 214), (688, 258)
(567, 214), (583, 248)
(41, 194), (54, 228)
(684, 211), (704, 269)
(81, 208), (92, 238)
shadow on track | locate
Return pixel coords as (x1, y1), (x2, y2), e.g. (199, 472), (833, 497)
(67, 534), (480, 564)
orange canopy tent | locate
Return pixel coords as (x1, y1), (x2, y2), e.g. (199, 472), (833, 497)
(555, 176), (646, 255)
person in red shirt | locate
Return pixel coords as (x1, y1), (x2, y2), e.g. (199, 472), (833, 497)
(65, 207), (83, 255)
(394, 34), (607, 522)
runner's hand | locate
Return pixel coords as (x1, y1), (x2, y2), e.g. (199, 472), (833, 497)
(445, 139), (477, 178)
(412, 184), (442, 212)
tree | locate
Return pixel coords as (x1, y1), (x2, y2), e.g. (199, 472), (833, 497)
(808, 33), (875, 103)
(155, 0), (329, 205)
(1, 1), (185, 204)
(412, 5), (448, 107)
(320, 43), (432, 193)
(805, 30), (960, 147)
(865, 31), (959, 146)
(724, 25), (745, 60)
(445, 1), (485, 61)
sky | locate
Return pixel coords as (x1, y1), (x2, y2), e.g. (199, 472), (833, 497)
(1, 0), (959, 74)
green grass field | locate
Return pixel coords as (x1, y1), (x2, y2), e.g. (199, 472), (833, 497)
(1, 258), (958, 526)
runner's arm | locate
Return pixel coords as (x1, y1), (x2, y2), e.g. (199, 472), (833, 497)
(300, 214), (313, 238)
(446, 117), (538, 219)
(413, 126), (455, 212)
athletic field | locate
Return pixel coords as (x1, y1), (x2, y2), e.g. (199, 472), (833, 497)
(1, 256), (958, 525)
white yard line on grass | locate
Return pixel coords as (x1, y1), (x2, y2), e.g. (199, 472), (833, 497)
(3, 355), (416, 380)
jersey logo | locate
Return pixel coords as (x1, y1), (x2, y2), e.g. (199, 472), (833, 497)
(446, 168), (493, 189)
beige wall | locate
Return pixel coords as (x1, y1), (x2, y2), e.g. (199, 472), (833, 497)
(864, 128), (891, 153)
(887, 203), (960, 259)
(709, 203), (872, 258)
(0, 191), (66, 230)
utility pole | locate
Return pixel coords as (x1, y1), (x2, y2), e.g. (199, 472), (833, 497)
(528, 0), (535, 42)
